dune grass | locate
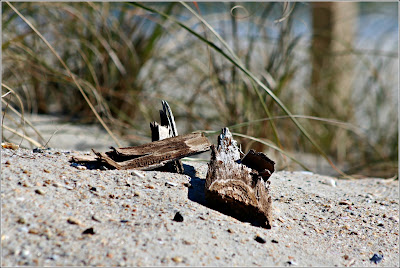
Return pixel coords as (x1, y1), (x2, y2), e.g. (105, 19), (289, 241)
(2, 2), (397, 178)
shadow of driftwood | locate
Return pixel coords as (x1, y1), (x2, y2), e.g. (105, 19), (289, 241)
(183, 164), (207, 206)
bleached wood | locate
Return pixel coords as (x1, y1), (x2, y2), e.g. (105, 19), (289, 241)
(93, 133), (211, 170)
(205, 128), (274, 229)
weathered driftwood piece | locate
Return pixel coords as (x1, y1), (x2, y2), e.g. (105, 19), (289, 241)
(241, 149), (275, 182)
(150, 100), (183, 173)
(205, 128), (274, 229)
(93, 133), (211, 170)
(70, 100), (210, 172)
(71, 154), (97, 163)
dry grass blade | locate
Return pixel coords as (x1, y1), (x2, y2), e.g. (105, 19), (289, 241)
(274, 2), (296, 23)
(2, 84), (47, 145)
(132, 2), (348, 178)
(2, 124), (42, 148)
(1, 83), (26, 148)
(6, 1), (121, 148)
(1, 92), (12, 98)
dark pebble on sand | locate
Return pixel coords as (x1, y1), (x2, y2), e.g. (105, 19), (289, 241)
(35, 189), (45, 195)
(370, 253), (383, 264)
(82, 227), (95, 235)
(183, 182), (193, 188)
(254, 235), (266, 244)
(173, 212), (184, 222)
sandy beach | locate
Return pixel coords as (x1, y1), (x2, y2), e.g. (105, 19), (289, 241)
(1, 145), (399, 267)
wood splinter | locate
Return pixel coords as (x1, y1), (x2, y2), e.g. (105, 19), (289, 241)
(93, 133), (211, 170)
(205, 128), (275, 229)
(150, 100), (184, 173)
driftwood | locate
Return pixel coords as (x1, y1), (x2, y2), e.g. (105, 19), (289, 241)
(150, 100), (184, 173)
(71, 100), (211, 171)
(71, 154), (97, 163)
(93, 133), (211, 170)
(205, 128), (274, 229)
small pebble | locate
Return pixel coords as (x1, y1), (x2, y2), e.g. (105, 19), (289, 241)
(146, 184), (155, 189)
(20, 249), (30, 258)
(67, 217), (81, 225)
(33, 148), (44, 153)
(320, 179), (336, 187)
(92, 215), (102, 223)
(134, 191), (141, 197)
(173, 212), (184, 222)
(370, 253), (383, 264)
(254, 235), (266, 244)
(17, 217), (26, 224)
(76, 165), (87, 170)
(171, 256), (182, 263)
(165, 181), (177, 187)
(271, 239), (279, 243)
(48, 254), (59, 261)
(28, 228), (39, 235)
(35, 189), (45, 195)
(82, 227), (95, 235)
(131, 170), (145, 179)
(286, 260), (298, 266)
(43, 169), (51, 173)
(183, 182), (193, 188)
(2, 142), (19, 150)
(277, 217), (285, 223)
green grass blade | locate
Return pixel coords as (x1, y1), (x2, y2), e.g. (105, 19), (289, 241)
(131, 2), (346, 177)
(7, 1), (122, 148)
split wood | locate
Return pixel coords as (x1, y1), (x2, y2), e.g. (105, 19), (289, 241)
(91, 133), (211, 170)
(205, 128), (274, 229)
(150, 100), (184, 173)
(71, 100), (211, 171)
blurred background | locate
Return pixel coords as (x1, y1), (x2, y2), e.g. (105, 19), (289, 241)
(1, 2), (398, 178)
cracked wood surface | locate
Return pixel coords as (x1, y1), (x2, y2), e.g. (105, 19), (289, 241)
(93, 133), (211, 170)
(205, 128), (274, 229)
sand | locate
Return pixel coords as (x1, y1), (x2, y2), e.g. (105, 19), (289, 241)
(1, 146), (399, 267)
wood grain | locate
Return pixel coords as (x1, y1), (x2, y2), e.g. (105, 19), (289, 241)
(205, 128), (274, 229)
(94, 133), (211, 170)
